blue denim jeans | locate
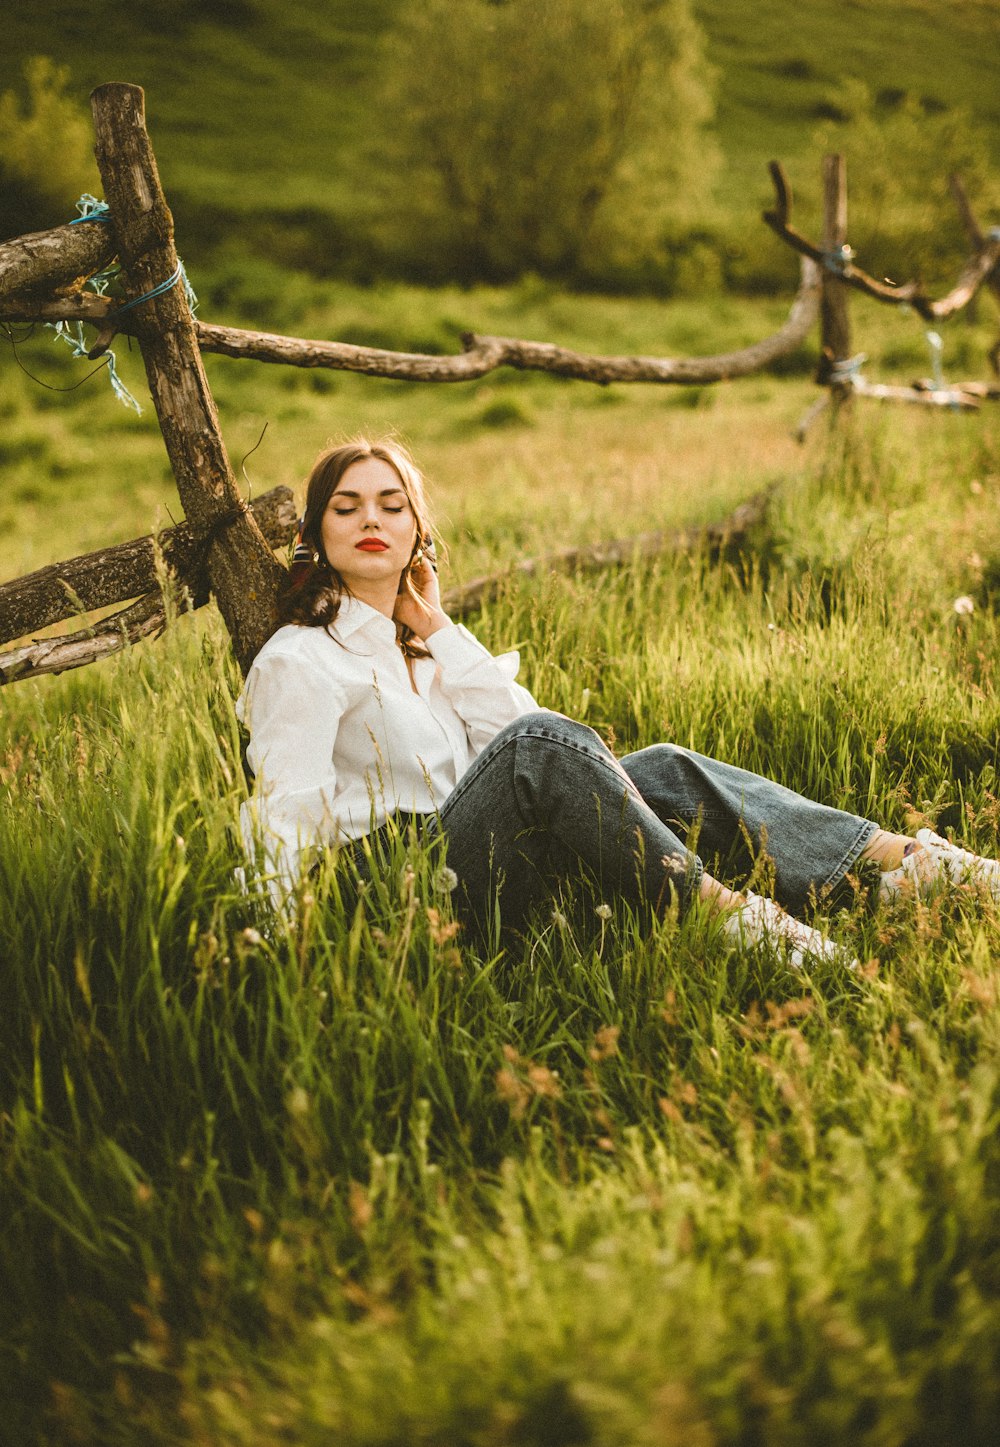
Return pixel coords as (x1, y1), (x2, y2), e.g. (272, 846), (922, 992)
(427, 711), (877, 938)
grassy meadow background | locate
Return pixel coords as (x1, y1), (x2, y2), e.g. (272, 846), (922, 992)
(3, 2), (1000, 1443)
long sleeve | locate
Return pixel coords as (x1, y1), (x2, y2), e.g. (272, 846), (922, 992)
(425, 622), (540, 753)
(237, 647), (348, 890)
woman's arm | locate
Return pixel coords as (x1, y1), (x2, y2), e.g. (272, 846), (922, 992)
(238, 644), (348, 888)
(425, 623), (539, 750)
(394, 554), (540, 749)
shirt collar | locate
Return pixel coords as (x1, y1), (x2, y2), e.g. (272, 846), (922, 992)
(332, 593), (398, 644)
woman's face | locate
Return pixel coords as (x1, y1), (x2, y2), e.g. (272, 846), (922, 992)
(320, 456), (418, 595)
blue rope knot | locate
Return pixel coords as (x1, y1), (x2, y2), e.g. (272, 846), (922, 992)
(68, 194), (112, 225)
(822, 243), (855, 276)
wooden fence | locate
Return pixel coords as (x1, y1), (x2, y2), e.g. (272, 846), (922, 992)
(1, 84), (998, 687)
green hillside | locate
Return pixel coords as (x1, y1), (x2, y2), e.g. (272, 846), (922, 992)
(3, 0), (999, 288)
(695, 0), (1000, 193)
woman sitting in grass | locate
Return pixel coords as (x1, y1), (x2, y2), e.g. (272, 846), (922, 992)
(237, 436), (1000, 966)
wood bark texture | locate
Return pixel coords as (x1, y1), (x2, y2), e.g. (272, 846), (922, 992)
(819, 154), (852, 382)
(852, 380), (980, 410)
(4, 258), (818, 382)
(89, 82), (283, 673)
(0, 594), (164, 685)
(0, 220), (117, 312)
(949, 173), (1000, 375)
(0, 485), (295, 649)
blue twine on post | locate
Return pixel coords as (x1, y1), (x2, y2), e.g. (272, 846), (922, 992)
(111, 261), (184, 316)
(68, 194), (112, 225)
(828, 352), (866, 387)
(821, 242), (855, 276)
(45, 194), (200, 413)
(45, 320), (143, 415)
(110, 259), (198, 319)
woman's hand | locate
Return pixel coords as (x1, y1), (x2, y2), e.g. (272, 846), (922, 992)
(393, 554), (451, 639)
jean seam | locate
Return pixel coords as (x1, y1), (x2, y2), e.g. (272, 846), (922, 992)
(817, 818), (879, 895)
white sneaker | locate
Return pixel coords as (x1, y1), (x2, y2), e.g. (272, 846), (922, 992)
(722, 893), (857, 970)
(878, 828), (1000, 903)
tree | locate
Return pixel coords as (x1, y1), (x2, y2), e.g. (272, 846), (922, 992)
(376, 0), (718, 283)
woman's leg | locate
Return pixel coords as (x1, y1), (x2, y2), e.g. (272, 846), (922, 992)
(437, 713), (702, 939)
(618, 743), (878, 915)
(435, 713), (848, 970)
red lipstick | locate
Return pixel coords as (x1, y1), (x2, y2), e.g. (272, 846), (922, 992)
(356, 539), (389, 552)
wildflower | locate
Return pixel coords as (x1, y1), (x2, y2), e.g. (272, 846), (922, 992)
(595, 903), (612, 921)
(425, 905), (460, 946)
(348, 1180), (373, 1234)
(241, 927), (263, 947)
(527, 1064), (561, 1099)
(434, 866), (459, 894)
(495, 1068), (530, 1118)
(661, 852), (687, 870)
(589, 1024), (620, 1061)
(953, 595), (975, 616)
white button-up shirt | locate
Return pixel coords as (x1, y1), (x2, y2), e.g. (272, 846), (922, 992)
(235, 596), (539, 887)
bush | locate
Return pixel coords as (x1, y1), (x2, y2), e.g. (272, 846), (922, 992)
(0, 57), (100, 239)
(375, 0), (719, 286)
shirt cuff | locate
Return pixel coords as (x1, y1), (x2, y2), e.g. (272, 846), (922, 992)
(427, 622), (499, 667)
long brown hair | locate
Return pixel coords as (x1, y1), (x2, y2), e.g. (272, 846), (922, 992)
(274, 437), (437, 657)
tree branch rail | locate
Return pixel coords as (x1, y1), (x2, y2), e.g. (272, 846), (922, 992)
(0, 485), (296, 685)
(763, 161), (1000, 323)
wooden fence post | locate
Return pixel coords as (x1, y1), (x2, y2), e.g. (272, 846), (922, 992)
(819, 153), (853, 406)
(89, 83), (282, 674)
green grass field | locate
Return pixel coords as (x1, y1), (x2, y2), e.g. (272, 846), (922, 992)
(4, 2), (1000, 1437)
(3, 265), (1000, 1439)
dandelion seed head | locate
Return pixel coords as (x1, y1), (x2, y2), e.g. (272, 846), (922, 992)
(435, 866), (459, 894)
(595, 903), (613, 920)
(954, 595), (975, 616)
